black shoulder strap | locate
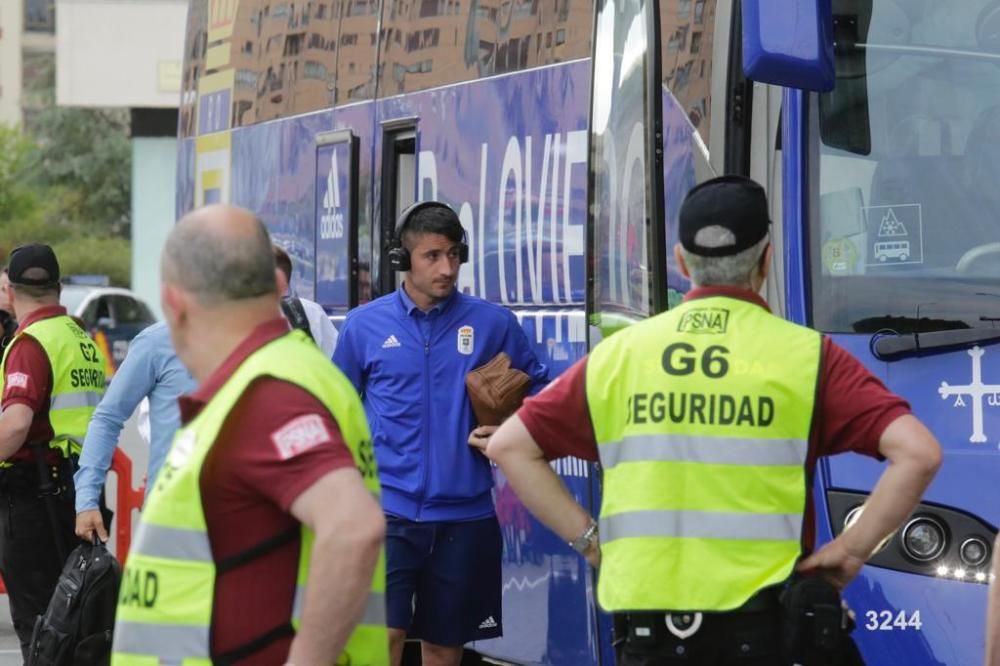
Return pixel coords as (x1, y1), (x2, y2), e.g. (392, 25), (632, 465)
(215, 525), (300, 574)
(280, 297), (315, 342)
(211, 526), (301, 664)
(213, 622), (296, 665)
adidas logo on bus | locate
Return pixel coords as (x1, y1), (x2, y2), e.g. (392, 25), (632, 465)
(319, 151), (345, 240)
(478, 616), (498, 629)
(382, 335), (402, 349)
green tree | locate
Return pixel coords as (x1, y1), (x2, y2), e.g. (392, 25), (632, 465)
(52, 236), (131, 287)
(0, 50), (133, 284)
(0, 125), (41, 224)
(0, 117), (133, 286)
(28, 106), (132, 237)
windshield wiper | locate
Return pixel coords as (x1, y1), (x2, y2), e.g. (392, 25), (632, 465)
(873, 328), (1000, 361)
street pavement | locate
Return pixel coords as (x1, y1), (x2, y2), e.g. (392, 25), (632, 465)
(0, 596), (19, 664)
(0, 408), (149, 664)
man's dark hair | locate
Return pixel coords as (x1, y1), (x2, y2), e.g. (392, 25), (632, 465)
(273, 245), (293, 282)
(399, 206), (464, 249)
(163, 210), (277, 303)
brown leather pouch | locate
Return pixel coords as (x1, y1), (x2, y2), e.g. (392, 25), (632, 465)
(465, 352), (532, 426)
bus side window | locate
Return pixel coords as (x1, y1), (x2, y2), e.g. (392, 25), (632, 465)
(377, 1), (591, 95)
(336, 0), (379, 103)
(180, 0), (208, 137)
(659, 0), (717, 148)
(590, 0), (659, 330)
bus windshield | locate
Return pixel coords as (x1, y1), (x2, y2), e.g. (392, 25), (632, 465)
(812, 0), (1000, 333)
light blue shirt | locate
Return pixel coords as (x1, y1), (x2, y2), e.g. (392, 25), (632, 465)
(74, 322), (196, 512)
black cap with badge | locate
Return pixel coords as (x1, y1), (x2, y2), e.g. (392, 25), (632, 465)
(7, 244), (61, 287)
(679, 175), (771, 257)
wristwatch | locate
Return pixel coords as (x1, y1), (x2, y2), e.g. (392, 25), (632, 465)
(569, 519), (599, 554)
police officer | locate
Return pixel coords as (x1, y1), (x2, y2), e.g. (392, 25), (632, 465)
(112, 205), (387, 665)
(0, 244), (106, 658)
(482, 176), (943, 665)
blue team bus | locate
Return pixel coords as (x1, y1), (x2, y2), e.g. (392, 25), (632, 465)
(176, 0), (995, 663)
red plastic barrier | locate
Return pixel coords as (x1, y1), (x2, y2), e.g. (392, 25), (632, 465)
(111, 448), (146, 563)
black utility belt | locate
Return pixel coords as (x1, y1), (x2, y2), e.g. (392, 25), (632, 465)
(619, 588), (780, 639)
(0, 460), (73, 495)
(616, 578), (859, 665)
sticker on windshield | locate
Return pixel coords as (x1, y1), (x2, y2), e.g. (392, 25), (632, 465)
(822, 237), (861, 275)
(865, 204), (923, 266)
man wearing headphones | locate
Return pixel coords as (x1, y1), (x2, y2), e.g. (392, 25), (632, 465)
(334, 201), (549, 666)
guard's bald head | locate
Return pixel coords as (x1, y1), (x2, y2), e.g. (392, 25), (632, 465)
(163, 205), (276, 304)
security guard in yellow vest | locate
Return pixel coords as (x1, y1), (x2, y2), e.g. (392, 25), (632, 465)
(0, 244), (106, 659)
(112, 205), (387, 665)
(482, 177), (943, 665)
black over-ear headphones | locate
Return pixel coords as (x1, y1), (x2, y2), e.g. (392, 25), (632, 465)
(388, 200), (469, 272)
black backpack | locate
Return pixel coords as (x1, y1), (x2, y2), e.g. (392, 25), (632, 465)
(27, 539), (122, 666)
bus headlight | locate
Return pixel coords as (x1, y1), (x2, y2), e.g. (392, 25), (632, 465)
(960, 537), (990, 568)
(828, 491), (996, 581)
(902, 517), (947, 562)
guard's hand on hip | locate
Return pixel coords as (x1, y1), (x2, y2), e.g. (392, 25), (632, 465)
(796, 537), (866, 590)
(468, 425), (499, 453)
(75, 509), (108, 543)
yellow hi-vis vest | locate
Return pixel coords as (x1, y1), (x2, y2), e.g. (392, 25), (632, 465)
(585, 295), (821, 612)
(111, 330), (388, 666)
(0, 314), (106, 459)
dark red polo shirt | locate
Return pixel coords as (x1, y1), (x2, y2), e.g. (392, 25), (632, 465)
(518, 286), (911, 551)
(177, 318), (355, 664)
(1, 305), (68, 462)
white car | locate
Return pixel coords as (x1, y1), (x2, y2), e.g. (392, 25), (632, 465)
(60, 285), (156, 368)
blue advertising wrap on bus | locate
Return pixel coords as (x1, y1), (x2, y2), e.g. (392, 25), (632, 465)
(175, 0), (1000, 663)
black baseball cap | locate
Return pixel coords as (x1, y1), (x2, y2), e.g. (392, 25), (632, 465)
(7, 244), (60, 287)
(679, 175), (770, 257)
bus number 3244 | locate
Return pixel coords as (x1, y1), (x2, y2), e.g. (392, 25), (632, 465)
(864, 610), (923, 631)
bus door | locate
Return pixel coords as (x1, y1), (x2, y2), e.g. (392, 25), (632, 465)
(590, 0), (750, 341)
(589, 0), (664, 345)
(587, 0), (770, 660)
(588, 1), (665, 663)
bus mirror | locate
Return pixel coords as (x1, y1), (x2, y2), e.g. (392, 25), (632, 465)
(741, 0), (835, 92)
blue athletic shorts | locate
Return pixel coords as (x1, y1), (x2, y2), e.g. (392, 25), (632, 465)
(385, 514), (503, 645)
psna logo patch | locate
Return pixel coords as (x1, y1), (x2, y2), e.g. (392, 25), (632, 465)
(677, 308), (729, 334)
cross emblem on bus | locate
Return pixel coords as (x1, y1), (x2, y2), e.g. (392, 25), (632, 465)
(938, 346), (1000, 443)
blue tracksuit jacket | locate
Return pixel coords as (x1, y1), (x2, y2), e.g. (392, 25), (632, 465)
(333, 287), (549, 522)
